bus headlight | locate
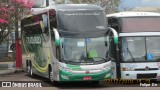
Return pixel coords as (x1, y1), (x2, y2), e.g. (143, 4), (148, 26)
(59, 65), (71, 72)
(59, 62), (72, 72)
(101, 64), (111, 70)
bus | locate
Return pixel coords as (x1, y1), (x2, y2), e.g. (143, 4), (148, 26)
(21, 4), (118, 85)
(107, 12), (160, 80)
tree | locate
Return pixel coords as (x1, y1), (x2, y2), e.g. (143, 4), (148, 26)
(54, 0), (121, 14)
(0, 0), (34, 45)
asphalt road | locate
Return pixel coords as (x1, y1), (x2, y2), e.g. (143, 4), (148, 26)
(0, 72), (160, 90)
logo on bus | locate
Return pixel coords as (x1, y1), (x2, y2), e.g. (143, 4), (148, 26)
(86, 70), (89, 74)
(145, 66), (150, 70)
(26, 36), (41, 44)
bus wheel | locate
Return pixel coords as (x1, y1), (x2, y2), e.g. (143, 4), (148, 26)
(27, 64), (30, 76)
(27, 61), (30, 76)
(28, 61), (34, 77)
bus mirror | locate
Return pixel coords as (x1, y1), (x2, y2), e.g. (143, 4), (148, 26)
(113, 37), (118, 44)
(53, 28), (60, 46)
(109, 27), (118, 44)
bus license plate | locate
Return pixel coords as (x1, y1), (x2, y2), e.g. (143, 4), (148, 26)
(83, 76), (92, 80)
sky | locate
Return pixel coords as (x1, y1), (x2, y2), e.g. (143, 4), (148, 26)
(32, 0), (160, 10)
(119, 0), (160, 10)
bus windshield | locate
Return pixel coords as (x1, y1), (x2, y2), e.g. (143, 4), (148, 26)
(122, 37), (160, 62)
(61, 37), (109, 63)
(57, 10), (107, 33)
(122, 17), (160, 32)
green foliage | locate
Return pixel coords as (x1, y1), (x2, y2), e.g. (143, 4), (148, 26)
(0, 0), (33, 44)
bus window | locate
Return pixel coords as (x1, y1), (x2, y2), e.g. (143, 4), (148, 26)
(61, 38), (86, 62)
(122, 17), (160, 32)
(49, 9), (57, 29)
(121, 37), (146, 62)
(108, 18), (119, 32)
(41, 14), (49, 35)
(146, 37), (160, 61)
(61, 37), (110, 62)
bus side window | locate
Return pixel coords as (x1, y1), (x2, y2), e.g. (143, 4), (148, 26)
(50, 10), (57, 41)
(108, 18), (119, 32)
(49, 9), (57, 30)
(50, 17), (57, 29)
(41, 14), (49, 35)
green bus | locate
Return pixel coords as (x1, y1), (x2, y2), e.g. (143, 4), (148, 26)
(21, 4), (118, 85)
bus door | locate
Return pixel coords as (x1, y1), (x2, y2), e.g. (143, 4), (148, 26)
(108, 18), (119, 79)
(110, 38), (117, 79)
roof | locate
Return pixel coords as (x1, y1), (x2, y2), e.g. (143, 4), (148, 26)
(132, 7), (160, 12)
(30, 4), (103, 16)
(55, 4), (103, 11)
(106, 11), (160, 18)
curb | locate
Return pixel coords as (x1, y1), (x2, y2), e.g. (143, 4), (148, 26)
(0, 68), (24, 76)
(0, 69), (16, 76)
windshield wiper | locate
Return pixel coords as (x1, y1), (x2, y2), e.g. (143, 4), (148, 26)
(126, 48), (135, 62)
(89, 57), (110, 61)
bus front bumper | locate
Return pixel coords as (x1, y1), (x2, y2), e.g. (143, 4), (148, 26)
(121, 70), (160, 80)
(59, 69), (111, 81)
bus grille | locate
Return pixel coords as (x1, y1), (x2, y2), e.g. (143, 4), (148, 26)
(137, 73), (157, 79)
(135, 68), (158, 71)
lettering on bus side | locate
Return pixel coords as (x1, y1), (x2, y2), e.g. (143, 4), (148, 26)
(26, 36), (41, 44)
(125, 63), (137, 68)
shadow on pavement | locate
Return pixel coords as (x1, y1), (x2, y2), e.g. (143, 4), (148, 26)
(24, 74), (112, 89)
(24, 73), (160, 88)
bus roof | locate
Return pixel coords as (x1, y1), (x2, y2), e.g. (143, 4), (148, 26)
(55, 4), (103, 11)
(106, 12), (160, 18)
(31, 4), (103, 15)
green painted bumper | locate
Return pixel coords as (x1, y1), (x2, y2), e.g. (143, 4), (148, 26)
(59, 69), (111, 81)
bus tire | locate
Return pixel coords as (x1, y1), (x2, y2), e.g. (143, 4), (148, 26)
(28, 61), (34, 77)
(26, 60), (30, 76)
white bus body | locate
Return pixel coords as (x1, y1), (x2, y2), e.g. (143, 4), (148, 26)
(107, 12), (160, 80)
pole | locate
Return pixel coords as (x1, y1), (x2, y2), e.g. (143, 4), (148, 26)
(15, 6), (22, 69)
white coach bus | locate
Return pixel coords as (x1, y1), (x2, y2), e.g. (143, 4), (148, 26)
(21, 4), (118, 85)
(107, 12), (160, 80)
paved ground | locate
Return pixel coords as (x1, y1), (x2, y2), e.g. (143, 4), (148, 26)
(0, 68), (15, 75)
(0, 72), (160, 90)
(0, 61), (17, 75)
